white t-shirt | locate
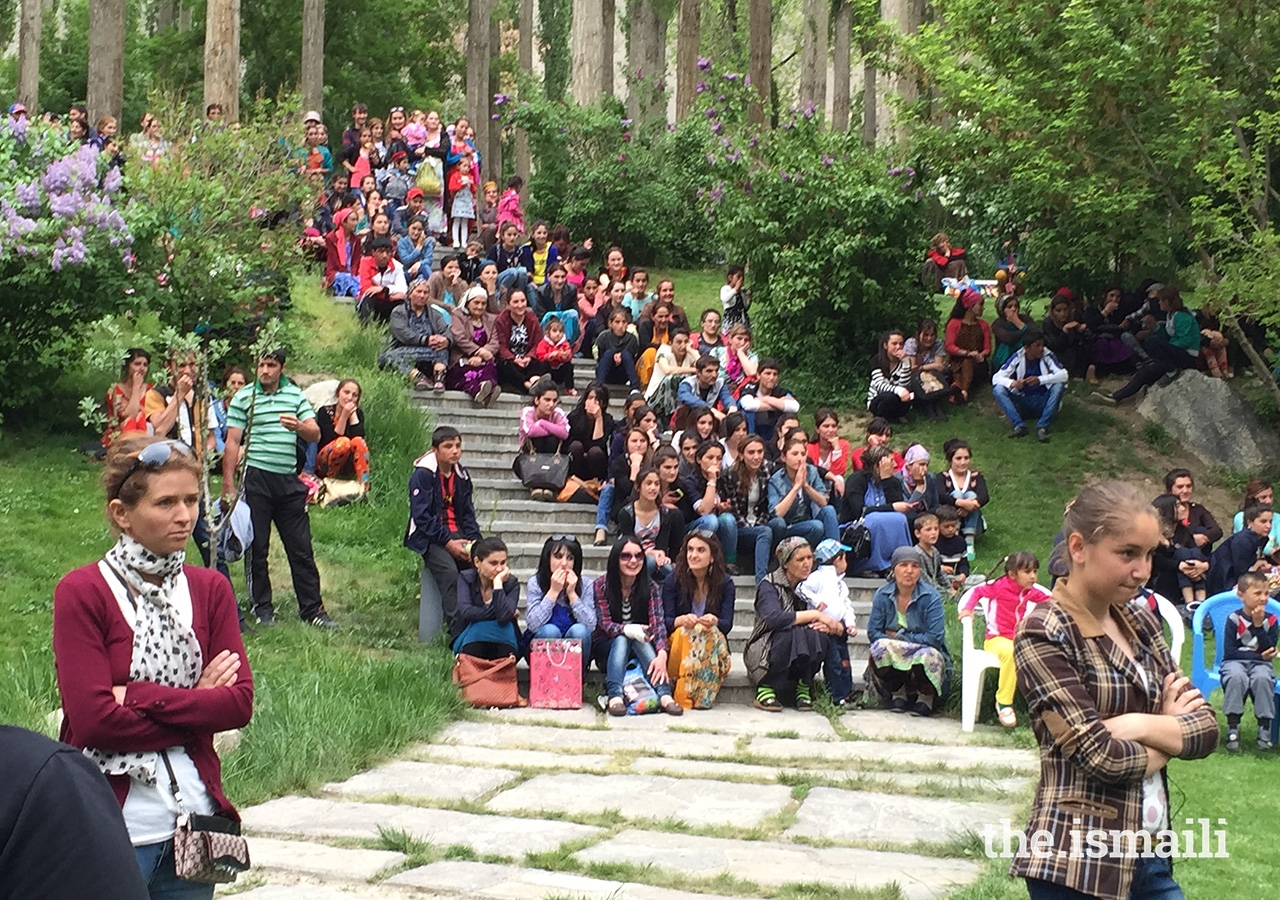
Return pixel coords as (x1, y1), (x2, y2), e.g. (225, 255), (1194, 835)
(97, 561), (217, 845)
(1130, 662), (1169, 834)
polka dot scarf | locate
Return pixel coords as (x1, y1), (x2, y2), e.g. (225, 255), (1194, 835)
(85, 534), (202, 787)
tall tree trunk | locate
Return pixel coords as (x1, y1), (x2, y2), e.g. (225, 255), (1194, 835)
(467, 0), (492, 173)
(861, 55), (877, 145)
(878, 0), (922, 138)
(516, 0), (533, 187)
(722, 0), (739, 54)
(155, 0), (175, 33)
(747, 0), (770, 126)
(301, 0), (325, 116)
(600, 0), (615, 97)
(674, 0), (700, 121)
(87, 0), (125, 124)
(798, 0), (828, 116)
(17, 0), (41, 113)
(178, 3), (194, 31)
(831, 1), (851, 131)
(540, 0), (571, 100)
(570, 0), (605, 104)
(488, 14), (503, 183)
(203, 0), (241, 122)
(627, 0), (664, 123)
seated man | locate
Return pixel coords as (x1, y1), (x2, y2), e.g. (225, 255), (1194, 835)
(1221, 572), (1278, 753)
(991, 328), (1067, 443)
(676, 355), (738, 426)
(1166, 467), (1223, 552)
(405, 426), (483, 643)
(357, 236), (408, 325)
(738, 357), (798, 441)
(1041, 291), (1092, 380)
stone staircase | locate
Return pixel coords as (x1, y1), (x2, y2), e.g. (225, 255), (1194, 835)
(408, 357), (882, 705)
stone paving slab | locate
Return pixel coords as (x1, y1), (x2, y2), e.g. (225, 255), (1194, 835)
(436, 720), (740, 758)
(240, 797), (602, 856)
(323, 760), (520, 803)
(606, 705), (838, 739)
(628, 755), (1032, 796)
(232, 888), (392, 900)
(488, 772), (793, 827)
(788, 786), (1014, 844)
(477, 706), (603, 727)
(574, 829), (982, 900)
(746, 735), (1039, 773)
(841, 709), (1005, 742)
(246, 836), (406, 881)
(388, 860), (767, 900)
(407, 743), (616, 772)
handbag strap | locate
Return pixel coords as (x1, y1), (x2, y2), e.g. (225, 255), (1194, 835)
(541, 640), (574, 669)
(159, 749), (190, 815)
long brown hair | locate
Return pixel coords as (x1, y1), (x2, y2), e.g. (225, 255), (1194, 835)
(1240, 478), (1273, 511)
(673, 531), (727, 617)
(731, 435), (768, 496)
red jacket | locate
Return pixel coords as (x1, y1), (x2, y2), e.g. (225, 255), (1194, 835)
(494, 309), (544, 361)
(960, 574), (1050, 641)
(53, 564), (254, 820)
(323, 229), (364, 286)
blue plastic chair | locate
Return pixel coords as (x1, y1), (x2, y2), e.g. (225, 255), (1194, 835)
(1191, 591), (1280, 744)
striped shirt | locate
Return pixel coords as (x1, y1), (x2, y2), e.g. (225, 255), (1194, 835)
(226, 378), (314, 475)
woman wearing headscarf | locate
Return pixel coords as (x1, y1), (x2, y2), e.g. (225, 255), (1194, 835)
(943, 289), (991, 402)
(324, 208), (363, 298)
(865, 546), (950, 717)
(896, 443), (940, 521)
(380, 278), (453, 391)
(841, 445), (915, 575)
(743, 537), (844, 712)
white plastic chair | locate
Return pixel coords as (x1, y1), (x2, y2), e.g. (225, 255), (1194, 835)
(1150, 592), (1185, 664)
(958, 583), (1050, 732)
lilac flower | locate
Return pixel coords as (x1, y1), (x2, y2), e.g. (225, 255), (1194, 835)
(794, 173), (804, 184)
(748, 137), (759, 149)
(12, 116), (26, 141)
(720, 137), (732, 148)
(622, 131), (632, 143)
(781, 171), (791, 182)
(706, 153), (717, 165)
(744, 75), (752, 88)
(657, 78), (666, 91)
(42, 159), (72, 194)
(802, 101), (816, 120)
(635, 69), (644, 81)
(723, 73), (739, 82)
(51, 248), (63, 271)
(695, 81), (708, 94)
(103, 166), (123, 195)
(906, 166), (915, 177)
(706, 107), (718, 119)
(696, 56), (712, 71)
(710, 121), (723, 135)
(726, 149), (741, 164)
(15, 180), (39, 214)
(491, 114), (501, 120)
(493, 93), (509, 106)
(49, 192), (79, 219)
(697, 188), (706, 198)
(709, 184), (724, 202)
(821, 153), (834, 167)
(667, 123), (676, 132)
(617, 153), (627, 162)
(621, 118), (633, 127)
(888, 166), (902, 176)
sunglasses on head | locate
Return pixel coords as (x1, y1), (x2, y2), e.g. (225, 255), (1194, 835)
(119, 440), (195, 490)
(390, 106), (405, 113)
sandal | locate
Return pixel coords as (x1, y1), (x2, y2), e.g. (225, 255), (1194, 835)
(660, 697), (684, 716)
(754, 687), (782, 712)
(433, 379), (445, 393)
(607, 697), (625, 717)
(795, 683), (813, 712)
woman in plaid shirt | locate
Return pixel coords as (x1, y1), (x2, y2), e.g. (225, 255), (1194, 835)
(1013, 482), (1218, 900)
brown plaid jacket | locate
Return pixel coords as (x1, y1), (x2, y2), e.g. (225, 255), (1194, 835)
(1011, 589), (1218, 900)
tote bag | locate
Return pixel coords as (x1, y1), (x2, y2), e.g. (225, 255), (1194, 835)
(529, 639), (583, 709)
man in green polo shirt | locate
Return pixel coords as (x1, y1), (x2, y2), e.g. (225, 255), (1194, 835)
(222, 348), (337, 628)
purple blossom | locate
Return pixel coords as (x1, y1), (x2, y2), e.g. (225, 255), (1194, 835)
(51, 248), (63, 271)
(41, 159), (72, 194)
(617, 153), (627, 162)
(706, 153), (717, 165)
(695, 81), (708, 94)
(622, 131), (632, 143)
(15, 180), (39, 214)
(710, 121), (723, 135)
(12, 116), (26, 141)
(717, 95), (726, 103)
(103, 166), (123, 195)
(696, 56), (712, 71)
(802, 101), (816, 120)
(794, 173), (804, 184)
(667, 123), (676, 132)
(706, 108), (718, 119)
(493, 93), (510, 106)
(744, 75), (752, 88)
(720, 137), (732, 148)
(634, 68), (644, 81)
(491, 114), (501, 120)
(726, 150), (741, 163)
(821, 153), (833, 167)
(657, 78), (666, 91)
(49, 192), (79, 219)
(906, 166), (915, 176)
(748, 137), (759, 149)
(709, 184), (724, 203)
(781, 171), (791, 182)
(888, 166), (902, 176)
(621, 118), (633, 127)
(723, 73), (739, 81)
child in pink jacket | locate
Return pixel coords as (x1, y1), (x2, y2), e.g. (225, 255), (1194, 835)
(497, 175), (525, 236)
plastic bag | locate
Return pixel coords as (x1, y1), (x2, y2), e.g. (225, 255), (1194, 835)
(622, 659), (660, 715)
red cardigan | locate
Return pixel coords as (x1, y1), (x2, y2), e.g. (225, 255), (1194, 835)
(494, 309), (545, 361)
(323, 229), (364, 287)
(52, 564), (254, 820)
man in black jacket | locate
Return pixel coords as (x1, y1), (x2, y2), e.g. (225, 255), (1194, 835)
(1166, 468), (1223, 550)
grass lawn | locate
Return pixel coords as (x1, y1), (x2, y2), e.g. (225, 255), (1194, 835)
(0, 270), (1270, 896)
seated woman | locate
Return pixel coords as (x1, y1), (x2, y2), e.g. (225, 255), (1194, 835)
(841, 445), (915, 575)
(896, 443), (939, 519)
(1207, 504), (1274, 596)
(654, 447), (688, 532)
(715, 323), (759, 399)
(934, 438), (988, 560)
(1149, 493), (1208, 612)
(516, 380), (569, 502)
(943, 288), (991, 401)
(380, 278), (452, 391)
(397, 216), (435, 282)
(104, 348), (153, 448)
(865, 546), (950, 716)
(1041, 291), (1092, 380)
(54, 436), (253, 898)
(720, 412), (750, 466)
(807, 408), (854, 495)
(314, 378), (370, 490)
(610, 427), (656, 525)
(611, 402), (661, 461)
(588, 537), (684, 716)
(867, 329), (921, 423)
(1080, 284), (1134, 384)
(1095, 286), (1201, 405)
(768, 437), (840, 546)
(920, 231), (967, 293)
(451, 537), (520, 658)
(567, 382), (615, 490)
(682, 440), (739, 572)
(727, 435), (777, 584)
(904, 318), (951, 399)
(673, 405), (719, 456)
(426, 254), (469, 315)
(991, 293), (1035, 371)
(691, 308), (724, 354)
(662, 532), (735, 709)
(1233, 479), (1280, 558)
(849, 418), (904, 474)
(525, 535), (595, 668)
(446, 286), (501, 406)
(536, 264), (582, 350)
(635, 301), (675, 389)
(618, 467), (681, 581)
(324, 208), (363, 297)
(646, 328), (700, 421)
(744, 537), (843, 711)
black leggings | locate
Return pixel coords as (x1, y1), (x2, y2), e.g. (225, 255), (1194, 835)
(567, 441), (609, 481)
(868, 391), (913, 419)
(1112, 339), (1196, 401)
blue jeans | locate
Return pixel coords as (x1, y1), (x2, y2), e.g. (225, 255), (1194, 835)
(645, 556), (674, 582)
(596, 349), (639, 390)
(737, 524), (776, 584)
(992, 383), (1064, 431)
(825, 639), (852, 703)
(135, 840), (214, 900)
(606, 635), (673, 700)
(534, 622), (592, 669)
(769, 506), (839, 547)
(595, 482), (616, 529)
(1026, 855), (1183, 900)
(497, 266), (529, 295)
(687, 512), (738, 562)
(302, 440), (318, 474)
(949, 490), (985, 538)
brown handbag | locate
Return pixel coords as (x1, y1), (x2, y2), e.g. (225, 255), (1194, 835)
(160, 752), (250, 884)
(452, 653), (520, 708)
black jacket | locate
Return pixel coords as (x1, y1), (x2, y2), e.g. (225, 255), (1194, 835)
(404, 450), (481, 555)
(841, 472), (907, 521)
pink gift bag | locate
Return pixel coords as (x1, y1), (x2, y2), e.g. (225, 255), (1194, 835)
(529, 638), (583, 709)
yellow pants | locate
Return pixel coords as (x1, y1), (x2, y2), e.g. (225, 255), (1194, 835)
(984, 636), (1016, 707)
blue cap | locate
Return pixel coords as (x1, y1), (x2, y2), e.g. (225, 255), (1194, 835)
(814, 538), (851, 565)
